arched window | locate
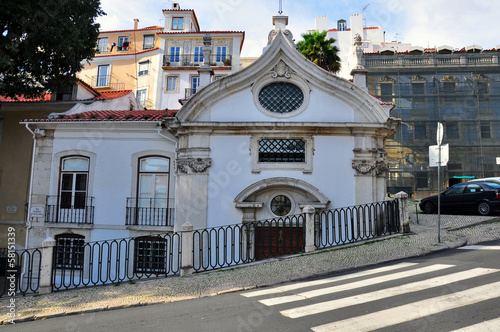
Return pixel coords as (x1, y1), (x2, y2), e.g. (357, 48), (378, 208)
(60, 156), (89, 209)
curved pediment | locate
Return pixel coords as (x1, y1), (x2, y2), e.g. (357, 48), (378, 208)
(176, 28), (390, 124)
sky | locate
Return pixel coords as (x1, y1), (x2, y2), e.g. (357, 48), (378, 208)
(96, 0), (500, 57)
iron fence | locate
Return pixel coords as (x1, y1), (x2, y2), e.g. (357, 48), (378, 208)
(163, 54), (232, 67)
(45, 195), (95, 224)
(192, 214), (305, 273)
(125, 198), (174, 227)
(0, 248), (42, 297)
(52, 233), (181, 292)
(314, 200), (400, 250)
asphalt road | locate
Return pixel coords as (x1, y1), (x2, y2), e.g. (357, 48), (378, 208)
(7, 240), (500, 332)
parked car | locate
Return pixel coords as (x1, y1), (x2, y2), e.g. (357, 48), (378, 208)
(468, 177), (500, 184)
(419, 181), (500, 216)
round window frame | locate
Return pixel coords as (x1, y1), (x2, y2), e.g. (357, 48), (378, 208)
(270, 194), (293, 217)
(252, 74), (310, 119)
(258, 82), (304, 114)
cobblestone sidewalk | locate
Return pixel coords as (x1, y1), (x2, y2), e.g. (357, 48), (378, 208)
(2, 213), (499, 324)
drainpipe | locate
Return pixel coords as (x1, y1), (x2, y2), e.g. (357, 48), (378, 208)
(21, 123), (37, 284)
(24, 124), (37, 249)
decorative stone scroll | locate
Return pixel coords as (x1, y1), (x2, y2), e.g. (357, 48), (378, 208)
(271, 60), (292, 78)
(375, 160), (389, 176)
(177, 158), (212, 174)
(352, 160), (376, 175)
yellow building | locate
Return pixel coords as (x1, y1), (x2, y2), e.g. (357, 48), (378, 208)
(78, 3), (245, 111)
(77, 21), (164, 109)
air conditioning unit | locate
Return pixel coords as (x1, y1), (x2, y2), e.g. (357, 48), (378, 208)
(172, 3), (180, 9)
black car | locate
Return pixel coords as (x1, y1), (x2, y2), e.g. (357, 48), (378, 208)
(419, 181), (500, 216)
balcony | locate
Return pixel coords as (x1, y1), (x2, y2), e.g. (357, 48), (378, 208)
(90, 74), (125, 90)
(45, 196), (95, 224)
(126, 198), (174, 227)
(163, 54), (232, 69)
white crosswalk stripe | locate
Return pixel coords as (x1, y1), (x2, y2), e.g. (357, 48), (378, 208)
(259, 264), (453, 306)
(457, 245), (500, 250)
(241, 259), (500, 332)
(241, 262), (417, 298)
(450, 317), (500, 332)
(312, 281), (500, 332)
(281, 267), (498, 318)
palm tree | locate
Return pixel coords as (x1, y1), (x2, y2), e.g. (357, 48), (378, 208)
(297, 30), (341, 74)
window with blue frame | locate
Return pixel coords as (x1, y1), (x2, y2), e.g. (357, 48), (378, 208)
(169, 47), (180, 63)
(216, 46), (227, 62)
(194, 47), (204, 63)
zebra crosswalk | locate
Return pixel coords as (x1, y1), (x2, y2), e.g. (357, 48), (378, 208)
(241, 254), (500, 331)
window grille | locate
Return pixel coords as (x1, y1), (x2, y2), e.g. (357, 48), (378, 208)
(270, 195), (292, 216)
(258, 83), (304, 113)
(55, 234), (85, 269)
(259, 139), (305, 162)
(134, 237), (167, 273)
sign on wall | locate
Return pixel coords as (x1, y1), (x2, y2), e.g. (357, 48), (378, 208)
(429, 144), (449, 167)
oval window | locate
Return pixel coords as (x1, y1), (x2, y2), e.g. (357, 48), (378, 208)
(258, 82), (304, 113)
(270, 195), (292, 216)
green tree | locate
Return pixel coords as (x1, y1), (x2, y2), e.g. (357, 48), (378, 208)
(0, 0), (105, 98)
(297, 30), (341, 74)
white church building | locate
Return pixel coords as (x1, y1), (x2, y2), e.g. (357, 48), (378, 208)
(23, 16), (400, 262)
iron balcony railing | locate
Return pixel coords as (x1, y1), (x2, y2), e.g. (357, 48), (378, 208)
(163, 54), (232, 67)
(0, 247), (42, 297)
(126, 198), (175, 227)
(45, 195), (95, 224)
(51, 234), (181, 292)
(192, 214), (305, 273)
(314, 200), (400, 250)
(363, 53), (499, 69)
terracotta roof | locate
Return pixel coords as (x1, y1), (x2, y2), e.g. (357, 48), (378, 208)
(0, 94), (52, 102)
(162, 9), (200, 30)
(100, 26), (163, 34)
(92, 90), (133, 100)
(24, 109), (178, 122)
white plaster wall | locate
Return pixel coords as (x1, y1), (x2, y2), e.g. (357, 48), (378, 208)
(50, 127), (176, 232)
(204, 87), (355, 123)
(206, 135), (356, 228)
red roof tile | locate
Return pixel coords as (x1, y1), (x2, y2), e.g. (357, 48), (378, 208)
(92, 90), (133, 100)
(24, 109), (178, 122)
(0, 93), (52, 102)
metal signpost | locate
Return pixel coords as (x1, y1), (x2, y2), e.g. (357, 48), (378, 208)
(429, 123), (448, 243)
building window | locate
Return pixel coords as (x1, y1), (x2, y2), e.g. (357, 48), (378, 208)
(136, 89), (148, 108)
(97, 37), (108, 53)
(172, 17), (183, 30)
(446, 122), (459, 140)
(60, 157), (89, 210)
(258, 83), (304, 114)
(411, 82), (425, 103)
(143, 34), (154, 50)
(194, 46), (204, 63)
(215, 46), (227, 62)
(169, 46), (180, 63)
(414, 123), (427, 139)
(415, 172), (428, 189)
(270, 195), (292, 216)
(134, 236), (167, 273)
(137, 156), (170, 208)
(96, 64), (110, 87)
(259, 139), (305, 163)
(476, 81), (489, 101)
(138, 61), (149, 76)
(118, 36), (129, 51)
(481, 123), (492, 139)
(441, 76), (457, 102)
(379, 83), (393, 101)
(166, 76), (178, 92)
(55, 234), (85, 270)
(191, 76), (200, 94)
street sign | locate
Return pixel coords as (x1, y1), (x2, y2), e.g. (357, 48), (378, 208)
(436, 122), (444, 145)
(30, 206), (45, 218)
(429, 144), (449, 167)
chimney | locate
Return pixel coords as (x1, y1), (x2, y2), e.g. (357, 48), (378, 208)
(134, 19), (139, 30)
